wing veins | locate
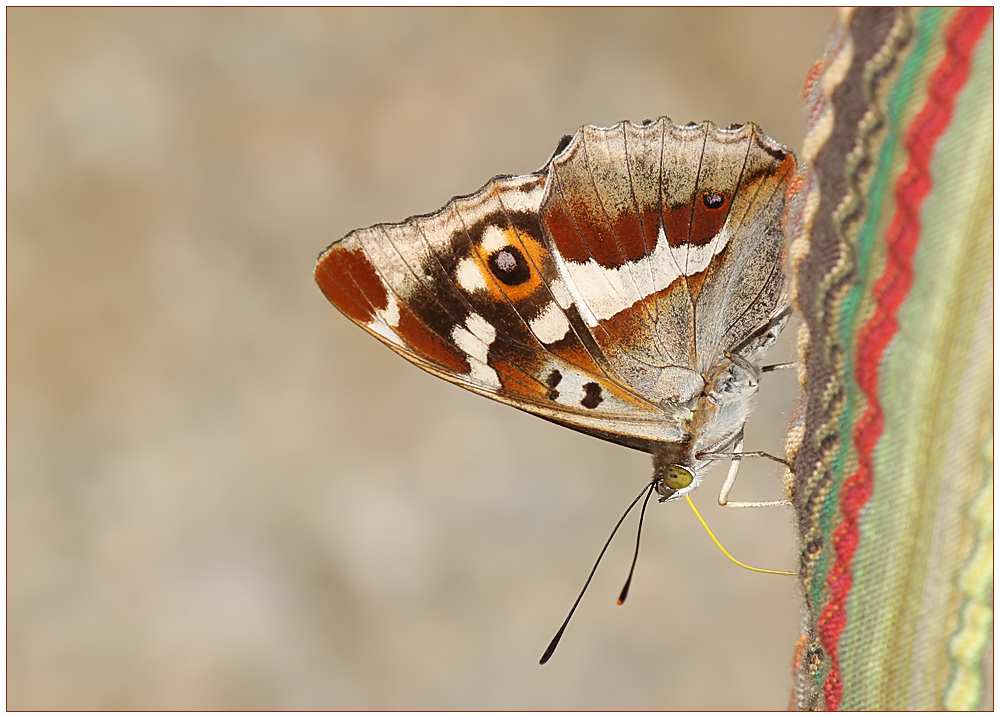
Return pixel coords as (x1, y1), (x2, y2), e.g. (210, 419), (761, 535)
(621, 123), (661, 337)
(690, 133), (755, 360)
(581, 130), (670, 363)
(489, 189), (668, 415)
(548, 172), (672, 372)
(684, 127), (710, 369)
(717, 160), (796, 343)
(655, 121), (696, 367)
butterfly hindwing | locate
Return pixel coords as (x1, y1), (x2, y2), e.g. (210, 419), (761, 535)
(538, 119), (796, 398)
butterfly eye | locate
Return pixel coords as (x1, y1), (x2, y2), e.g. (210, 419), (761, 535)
(488, 245), (531, 286)
(662, 465), (694, 491)
(703, 192), (725, 209)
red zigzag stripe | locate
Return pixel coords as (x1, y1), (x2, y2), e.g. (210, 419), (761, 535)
(818, 7), (992, 710)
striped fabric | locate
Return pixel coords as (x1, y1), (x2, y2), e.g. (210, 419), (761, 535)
(787, 7), (993, 711)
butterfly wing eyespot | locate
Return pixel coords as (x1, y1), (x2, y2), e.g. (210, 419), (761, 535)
(487, 245), (532, 286)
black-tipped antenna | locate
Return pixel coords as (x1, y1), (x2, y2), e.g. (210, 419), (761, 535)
(617, 482), (656, 605)
(539, 480), (654, 665)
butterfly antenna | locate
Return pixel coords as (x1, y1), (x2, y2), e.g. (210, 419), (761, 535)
(539, 481), (655, 665)
(617, 482), (656, 605)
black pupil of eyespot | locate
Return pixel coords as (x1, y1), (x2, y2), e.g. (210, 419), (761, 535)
(703, 193), (725, 209)
(488, 246), (531, 286)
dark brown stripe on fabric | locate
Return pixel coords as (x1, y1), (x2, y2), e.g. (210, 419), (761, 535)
(791, 7), (911, 519)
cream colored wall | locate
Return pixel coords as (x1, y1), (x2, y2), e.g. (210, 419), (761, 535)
(8, 7), (832, 710)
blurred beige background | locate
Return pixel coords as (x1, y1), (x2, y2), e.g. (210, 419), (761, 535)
(9, 8), (834, 710)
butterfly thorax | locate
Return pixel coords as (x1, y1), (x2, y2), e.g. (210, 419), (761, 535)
(651, 357), (760, 501)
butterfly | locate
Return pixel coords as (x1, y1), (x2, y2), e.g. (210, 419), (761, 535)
(315, 117), (796, 504)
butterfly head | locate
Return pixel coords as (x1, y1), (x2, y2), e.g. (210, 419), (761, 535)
(649, 439), (710, 502)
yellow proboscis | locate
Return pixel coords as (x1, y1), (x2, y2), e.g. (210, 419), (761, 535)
(684, 495), (797, 577)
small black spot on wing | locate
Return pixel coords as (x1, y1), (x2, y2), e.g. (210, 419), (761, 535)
(581, 382), (603, 409)
(703, 192), (725, 209)
(546, 369), (562, 400)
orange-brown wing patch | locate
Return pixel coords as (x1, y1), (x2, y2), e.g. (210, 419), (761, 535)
(316, 246), (387, 322)
(394, 304), (470, 375)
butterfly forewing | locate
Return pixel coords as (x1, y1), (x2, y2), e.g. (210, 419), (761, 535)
(316, 172), (682, 449)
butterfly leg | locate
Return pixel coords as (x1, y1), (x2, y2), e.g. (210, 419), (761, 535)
(698, 432), (791, 508)
(761, 362), (797, 373)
